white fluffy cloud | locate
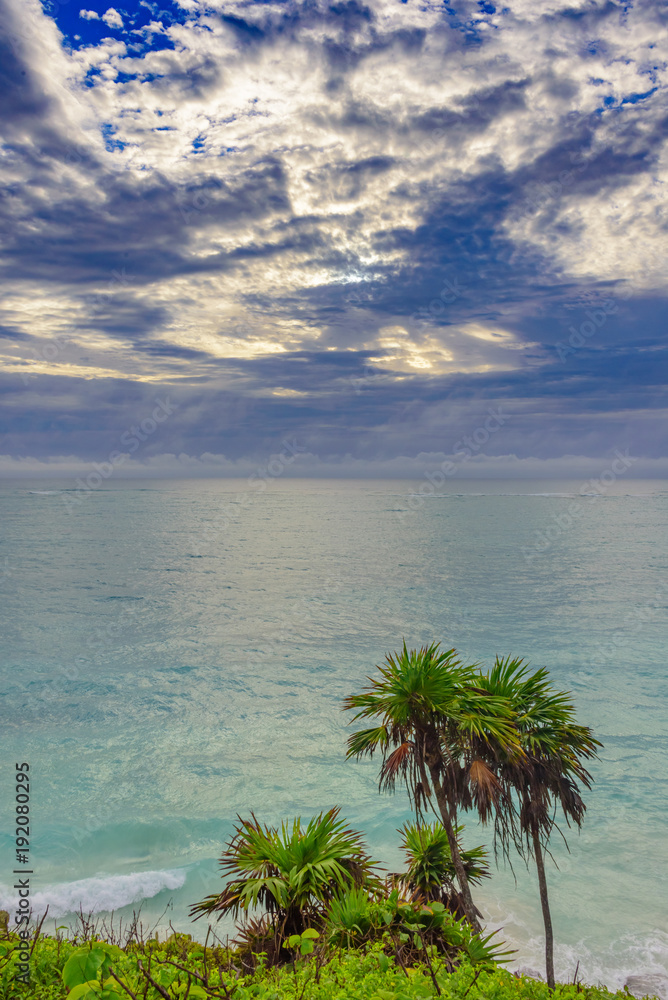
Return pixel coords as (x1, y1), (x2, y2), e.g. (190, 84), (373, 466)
(101, 7), (124, 29)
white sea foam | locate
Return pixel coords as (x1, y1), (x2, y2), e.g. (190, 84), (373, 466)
(482, 898), (668, 992)
(0, 869), (187, 918)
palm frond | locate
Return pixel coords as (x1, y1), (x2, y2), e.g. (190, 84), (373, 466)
(379, 741), (414, 793)
(190, 808), (381, 927)
(398, 821), (491, 902)
(345, 725), (389, 759)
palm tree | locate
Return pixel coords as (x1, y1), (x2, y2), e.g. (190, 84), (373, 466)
(395, 821), (490, 917)
(343, 642), (521, 930)
(476, 657), (601, 988)
(190, 807), (380, 958)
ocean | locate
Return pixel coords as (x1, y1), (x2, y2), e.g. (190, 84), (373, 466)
(1, 478), (666, 991)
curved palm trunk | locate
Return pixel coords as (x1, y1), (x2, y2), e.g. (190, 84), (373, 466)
(427, 764), (482, 932)
(531, 829), (555, 989)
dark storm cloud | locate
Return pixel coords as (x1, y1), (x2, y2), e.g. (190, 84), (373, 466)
(0, 0), (667, 473)
(0, 34), (48, 123)
(4, 333), (667, 467)
(0, 156), (291, 286)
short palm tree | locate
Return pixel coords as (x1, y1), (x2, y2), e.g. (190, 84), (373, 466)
(396, 821), (490, 916)
(343, 642), (521, 930)
(190, 807), (380, 955)
(477, 657), (601, 988)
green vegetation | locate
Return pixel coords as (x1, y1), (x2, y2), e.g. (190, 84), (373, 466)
(343, 642), (520, 932)
(344, 644), (600, 986)
(475, 657), (601, 987)
(393, 822), (490, 912)
(189, 808), (381, 965)
(2, 643), (611, 998)
(0, 928), (634, 1000)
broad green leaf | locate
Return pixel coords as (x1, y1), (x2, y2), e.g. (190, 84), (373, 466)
(99, 944), (124, 960)
(63, 949), (106, 988)
(67, 983), (103, 1000)
(301, 928), (319, 939)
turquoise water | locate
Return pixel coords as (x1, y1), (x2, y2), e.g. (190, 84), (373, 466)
(1, 479), (667, 988)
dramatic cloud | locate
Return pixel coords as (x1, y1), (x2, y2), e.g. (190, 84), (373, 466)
(0, 0), (666, 474)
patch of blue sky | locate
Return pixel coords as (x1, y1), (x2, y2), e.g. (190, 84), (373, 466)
(594, 87), (658, 114)
(620, 87), (658, 105)
(46, 0), (185, 52)
(100, 122), (126, 152)
(438, 3), (490, 43)
(82, 65), (102, 87)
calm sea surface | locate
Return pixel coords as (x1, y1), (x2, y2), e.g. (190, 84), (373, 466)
(1, 479), (667, 988)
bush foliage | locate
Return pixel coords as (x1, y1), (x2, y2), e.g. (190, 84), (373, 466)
(0, 930), (635, 1000)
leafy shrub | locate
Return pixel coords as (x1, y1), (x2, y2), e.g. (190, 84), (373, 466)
(326, 886), (514, 969)
(0, 932), (640, 1000)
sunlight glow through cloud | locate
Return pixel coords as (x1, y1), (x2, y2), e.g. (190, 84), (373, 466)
(0, 0), (666, 471)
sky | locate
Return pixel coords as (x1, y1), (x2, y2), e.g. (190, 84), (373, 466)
(0, 0), (667, 478)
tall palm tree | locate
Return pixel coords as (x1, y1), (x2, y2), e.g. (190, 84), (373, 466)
(343, 642), (521, 931)
(476, 657), (601, 988)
